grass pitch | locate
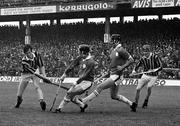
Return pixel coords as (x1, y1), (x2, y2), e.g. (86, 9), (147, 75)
(0, 82), (180, 126)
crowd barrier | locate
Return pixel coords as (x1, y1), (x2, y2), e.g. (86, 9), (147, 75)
(0, 76), (179, 86)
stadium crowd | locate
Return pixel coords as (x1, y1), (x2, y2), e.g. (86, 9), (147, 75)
(0, 18), (180, 79)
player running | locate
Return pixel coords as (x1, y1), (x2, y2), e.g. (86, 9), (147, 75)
(81, 34), (137, 112)
(131, 44), (162, 109)
(14, 44), (47, 111)
(53, 44), (96, 113)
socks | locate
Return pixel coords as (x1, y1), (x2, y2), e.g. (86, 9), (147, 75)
(72, 97), (85, 108)
(58, 97), (70, 109)
(117, 95), (132, 106)
(82, 90), (99, 103)
(36, 87), (44, 100)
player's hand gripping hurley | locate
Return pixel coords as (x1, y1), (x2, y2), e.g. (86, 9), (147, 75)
(25, 64), (51, 83)
(25, 66), (69, 89)
(49, 80), (63, 111)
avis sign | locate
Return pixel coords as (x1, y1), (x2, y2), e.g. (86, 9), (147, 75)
(175, 0), (180, 6)
(132, 0), (151, 8)
(132, 0), (180, 8)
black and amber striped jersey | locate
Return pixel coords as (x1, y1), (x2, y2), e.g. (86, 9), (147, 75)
(22, 51), (44, 74)
(134, 53), (162, 76)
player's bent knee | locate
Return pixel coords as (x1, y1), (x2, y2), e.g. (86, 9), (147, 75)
(67, 90), (81, 98)
(111, 95), (118, 100)
(67, 87), (81, 94)
(111, 97), (119, 100)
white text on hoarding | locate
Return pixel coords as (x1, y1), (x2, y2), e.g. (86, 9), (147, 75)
(59, 2), (115, 12)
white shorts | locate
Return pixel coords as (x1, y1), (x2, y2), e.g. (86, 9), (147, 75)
(109, 74), (123, 86)
(75, 80), (92, 91)
(21, 69), (40, 87)
(137, 74), (158, 89)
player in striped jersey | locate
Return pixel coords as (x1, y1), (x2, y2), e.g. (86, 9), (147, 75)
(81, 34), (137, 112)
(53, 44), (96, 113)
(14, 44), (47, 111)
(132, 44), (162, 109)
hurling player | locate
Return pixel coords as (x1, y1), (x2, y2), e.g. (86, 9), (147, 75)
(132, 44), (162, 109)
(53, 44), (96, 113)
(14, 44), (47, 111)
(81, 34), (137, 112)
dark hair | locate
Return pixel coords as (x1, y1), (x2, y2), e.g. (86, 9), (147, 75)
(23, 44), (33, 53)
(79, 44), (90, 54)
(111, 34), (121, 42)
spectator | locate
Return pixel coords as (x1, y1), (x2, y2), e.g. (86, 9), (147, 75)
(0, 19), (180, 79)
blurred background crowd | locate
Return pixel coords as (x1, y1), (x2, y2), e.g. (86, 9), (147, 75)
(0, 18), (180, 79)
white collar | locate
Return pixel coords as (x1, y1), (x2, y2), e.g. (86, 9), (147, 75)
(148, 53), (152, 59)
(24, 52), (35, 61)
